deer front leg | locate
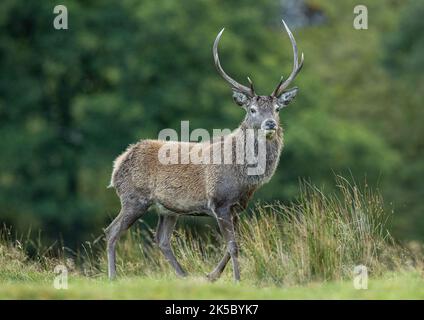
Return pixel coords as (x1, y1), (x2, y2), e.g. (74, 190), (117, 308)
(206, 214), (238, 282)
(206, 252), (230, 282)
(212, 206), (240, 282)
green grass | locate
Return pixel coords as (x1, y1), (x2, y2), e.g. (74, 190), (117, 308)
(1, 272), (423, 299)
(1, 178), (423, 299)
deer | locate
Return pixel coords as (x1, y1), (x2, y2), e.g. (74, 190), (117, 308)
(105, 20), (304, 281)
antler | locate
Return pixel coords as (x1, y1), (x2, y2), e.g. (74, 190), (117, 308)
(272, 19), (304, 97)
(213, 28), (255, 97)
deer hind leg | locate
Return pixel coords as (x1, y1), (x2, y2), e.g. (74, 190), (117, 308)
(155, 215), (187, 277)
(105, 197), (149, 280)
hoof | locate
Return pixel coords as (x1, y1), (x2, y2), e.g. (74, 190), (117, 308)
(205, 272), (219, 282)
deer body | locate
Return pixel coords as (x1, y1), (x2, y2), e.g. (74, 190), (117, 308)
(110, 125), (283, 214)
(105, 20), (303, 281)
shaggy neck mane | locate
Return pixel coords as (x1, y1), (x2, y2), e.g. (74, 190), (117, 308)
(227, 122), (284, 187)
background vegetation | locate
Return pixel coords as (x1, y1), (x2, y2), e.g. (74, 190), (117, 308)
(0, 0), (423, 250)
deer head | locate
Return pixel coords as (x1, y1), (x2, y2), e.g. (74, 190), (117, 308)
(213, 20), (304, 139)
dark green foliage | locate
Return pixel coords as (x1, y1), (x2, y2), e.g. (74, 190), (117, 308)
(0, 0), (422, 245)
(381, 0), (424, 241)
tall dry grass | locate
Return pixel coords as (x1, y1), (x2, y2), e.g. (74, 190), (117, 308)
(82, 177), (418, 284)
(1, 177), (421, 285)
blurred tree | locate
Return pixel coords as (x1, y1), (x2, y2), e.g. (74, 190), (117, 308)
(0, 0), (404, 246)
(381, 0), (424, 240)
(0, 0), (147, 244)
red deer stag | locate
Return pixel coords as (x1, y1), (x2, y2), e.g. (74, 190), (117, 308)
(105, 20), (304, 281)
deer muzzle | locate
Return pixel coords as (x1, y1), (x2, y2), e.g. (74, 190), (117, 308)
(261, 119), (277, 139)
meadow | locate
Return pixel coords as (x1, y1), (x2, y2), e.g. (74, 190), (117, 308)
(1, 273), (423, 299)
(1, 178), (422, 299)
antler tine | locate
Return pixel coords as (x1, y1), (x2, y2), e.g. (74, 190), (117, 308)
(247, 76), (256, 96)
(272, 19), (304, 97)
(213, 28), (255, 97)
(272, 76), (284, 96)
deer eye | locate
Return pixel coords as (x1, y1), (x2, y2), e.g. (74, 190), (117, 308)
(275, 103), (284, 112)
(250, 107), (257, 114)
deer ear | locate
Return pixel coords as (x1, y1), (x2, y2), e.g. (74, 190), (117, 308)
(232, 91), (250, 106)
(277, 87), (298, 107)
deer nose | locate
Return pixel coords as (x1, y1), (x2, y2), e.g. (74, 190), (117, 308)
(263, 119), (277, 130)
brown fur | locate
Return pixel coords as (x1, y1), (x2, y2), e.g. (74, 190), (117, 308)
(105, 94), (293, 282)
(109, 125), (283, 215)
(105, 20), (302, 281)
